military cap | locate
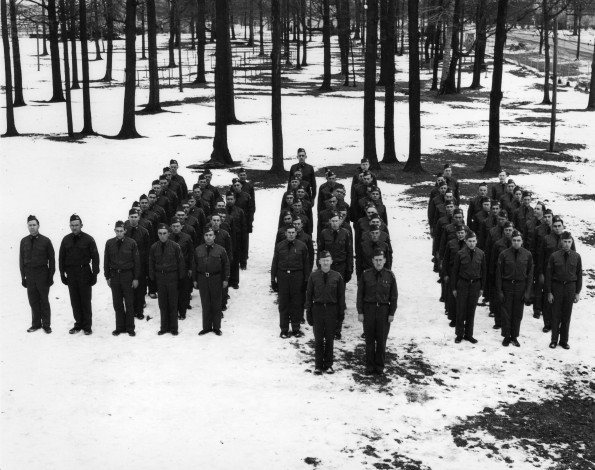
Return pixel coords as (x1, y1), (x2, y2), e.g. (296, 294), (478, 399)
(561, 231), (572, 240)
(170, 217), (182, 225)
(498, 210), (508, 218)
(453, 208), (464, 215)
(27, 215), (39, 224)
(373, 249), (386, 257)
(139, 194), (149, 201)
(115, 220), (125, 228)
(465, 231), (477, 240)
(552, 216), (563, 225)
(503, 221), (514, 229)
(297, 147), (306, 153)
(128, 209), (138, 216)
(203, 169), (212, 175)
(152, 180), (160, 186)
(319, 250), (332, 259)
(70, 214), (82, 223)
(148, 190), (157, 196)
(511, 230), (522, 238)
(156, 223), (169, 231)
(170, 159), (178, 165)
(163, 167), (170, 173)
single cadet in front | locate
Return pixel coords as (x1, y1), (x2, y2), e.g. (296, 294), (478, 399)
(104, 221), (141, 337)
(356, 249), (398, 375)
(305, 251), (347, 375)
(20, 215), (55, 334)
(59, 214), (100, 336)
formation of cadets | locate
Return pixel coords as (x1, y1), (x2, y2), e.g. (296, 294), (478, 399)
(429, 167), (583, 349)
(18, 153), (583, 375)
(19, 160), (255, 338)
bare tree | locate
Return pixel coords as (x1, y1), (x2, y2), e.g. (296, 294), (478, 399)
(103, 0), (114, 81)
(404, 0), (423, 173)
(41, 0), (48, 55)
(117, 0), (141, 138)
(69, 0), (80, 89)
(47, 0), (64, 102)
(1, 0), (18, 135)
(470, 0), (487, 89)
(542, 0), (551, 104)
(300, 0), (307, 65)
(363, 0), (379, 167)
(588, 39), (595, 110)
(195, 0), (207, 83)
(270, 0), (284, 174)
(9, 0), (25, 106)
(259, 0), (264, 56)
(80, 0), (95, 134)
(143, 0), (162, 112)
(58, 0), (73, 136)
(319, 0), (332, 90)
(168, 0), (177, 67)
(382, 0), (398, 163)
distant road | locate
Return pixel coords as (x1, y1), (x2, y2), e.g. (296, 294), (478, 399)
(507, 29), (593, 61)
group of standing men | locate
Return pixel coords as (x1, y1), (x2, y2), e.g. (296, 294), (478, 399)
(19, 160), (256, 338)
(271, 148), (398, 375)
(429, 167), (583, 349)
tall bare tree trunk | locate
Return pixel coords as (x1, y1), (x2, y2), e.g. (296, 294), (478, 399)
(320, 0), (332, 90)
(41, 0), (49, 56)
(80, 0), (94, 134)
(92, 0), (102, 60)
(301, 0), (308, 65)
(195, 0), (207, 83)
(382, 0), (398, 163)
(59, 0), (73, 136)
(470, 0), (486, 89)
(404, 0), (423, 172)
(103, 0), (114, 81)
(587, 38), (595, 109)
(248, 0), (254, 46)
(117, 0), (141, 138)
(69, 0), (80, 89)
(168, 0), (177, 67)
(141, 1), (147, 58)
(270, 0), (284, 174)
(259, 0), (265, 56)
(47, 0), (65, 102)
(363, 0), (379, 167)
(144, 0), (162, 111)
(1, 0), (18, 135)
(542, 0), (551, 104)
(9, 0), (25, 106)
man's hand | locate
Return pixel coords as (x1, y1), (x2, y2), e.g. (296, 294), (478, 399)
(306, 310), (313, 326)
(271, 280), (278, 292)
(21, 278), (27, 288)
(132, 280), (139, 289)
(90, 274), (97, 286)
(548, 293), (554, 304)
(48, 276), (54, 287)
(388, 315), (394, 323)
(443, 276), (449, 284)
(188, 270), (192, 278)
(61, 273), (68, 285)
(539, 274), (544, 284)
(106, 279), (111, 288)
(194, 281), (198, 289)
(574, 293), (580, 303)
(344, 272), (352, 284)
(499, 292), (505, 303)
(452, 290), (457, 298)
(358, 314), (364, 323)
(223, 281), (229, 289)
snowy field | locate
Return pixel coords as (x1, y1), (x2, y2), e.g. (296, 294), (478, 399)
(1, 34), (594, 470)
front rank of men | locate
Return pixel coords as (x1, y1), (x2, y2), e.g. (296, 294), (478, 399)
(428, 166), (583, 349)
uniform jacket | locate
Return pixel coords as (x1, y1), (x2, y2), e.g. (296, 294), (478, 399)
(104, 237), (141, 280)
(305, 270), (346, 312)
(148, 240), (185, 280)
(452, 246), (487, 290)
(192, 243), (230, 282)
(356, 268), (398, 316)
(496, 247), (534, 295)
(59, 232), (100, 275)
(271, 239), (311, 282)
(545, 250), (582, 294)
(19, 233), (55, 280)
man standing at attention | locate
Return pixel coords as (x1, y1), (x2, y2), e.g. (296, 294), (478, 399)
(59, 214), (100, 335)
(289, 148), (317, 202)
(20, 215), (55, 334)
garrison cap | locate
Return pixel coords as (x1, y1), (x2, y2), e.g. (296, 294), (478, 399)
(152, 180), (160, 186)
(552, 216), (563, 225)
(128, 209), (139, 216)
(156, 223), (169, 231)
(561, 231), (572, 240)
(193, 183), (201, 190)
(511, 230), (522, 238)
(139, 194), (149, 201)
(522, 190), (532, 198)
(203, 169), (212, 175)
(361, 158), (369, 163)
(163, 167), (171, 173)
(159, 174), (167, 180)
(114, 220), (125, 228)
(170, 217), (182, 225)
(498, 210), (508, 218)
(544, 208), (554, 216)
(70, 214), (82, 223)
(373, 249), (386, 257)
(232, 178), (240, 184)
(148, 190), (157, 196)
(131, 201), (140, 208)
(319, 250), (332, 259)
(480, 196), (490, 204)
(198, 174), (206, 181)
(465, 231), (477, 240)
(454, 223), (465, 232)
(444, 163), (451, 169)
(27, 215), (39, 224)
(169, 159), (178, 165)
(297, 147), (306, 153)
(503, 221), (514, 229)
(453, 208), (464, 215)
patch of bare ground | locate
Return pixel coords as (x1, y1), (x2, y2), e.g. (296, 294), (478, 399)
(450, 368), (595, 470)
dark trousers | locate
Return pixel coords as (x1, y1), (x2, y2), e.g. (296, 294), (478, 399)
(551, 281), (576, 345)
(532, 274), (544, 314)
(542, 283), (553, 329)
(332, 262), (347, 334)
(277, 270), (304, 332)
(312, 304), (338, 369)
(133, 266), (147, 316)
(455, 279), (481, 338)
(155, 272), (179, 333)
(501, 281), (526, 338)
(25, 267), (51, 328)
(446, 278), (456, 321)
(148, 277), (157, 295)
(197, 273), (223, 330)
(229, 250), (241, 287)
(488, 274), (499, 318)
(66, 266), (93, 330)
(109, 271), (135, 333)
(178, 275), (192, 316)
(363, 304), (391, 372)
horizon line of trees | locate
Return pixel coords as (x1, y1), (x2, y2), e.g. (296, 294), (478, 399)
(2, 0), (595, 176)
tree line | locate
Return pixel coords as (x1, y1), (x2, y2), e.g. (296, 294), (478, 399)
(2, 0), (595, 175)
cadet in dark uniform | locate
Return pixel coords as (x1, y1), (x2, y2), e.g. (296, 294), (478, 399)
(104, 221), (141, 336)
(289, 148), (317, 201)
(149, 223), (185, 335)
(496, 231), (534, 347)
(357, 249), (398, 375)
(305, 251), (346, 375)
(169, 159), (188, 197)
(452, 232), (486, 344)
(125, 209), (151, 319)
(193, 225), (230, 336)
(441, 224), (467, 328)
(170, 217), (194, 320)
(59, 214), (100, 335)
(271, 226), (311, 338)
(20, 215), (55, 333)
(545, 231), (582, 349)
(490, 170), (509, 201)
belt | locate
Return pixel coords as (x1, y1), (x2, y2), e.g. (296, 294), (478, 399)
(25, 265), (48, 269)
(280, 269), (302, 274)
(111, 268), (133, 274)
(459, 278), (481, 284)
(66, 264), (89, 269)
(157, 269), (177, 274)
(313, 302), (337, 307)
(553, 280), (576, 285)
(364, 302), (389, 307)
(198, 271), (221, 277)
(502, 279), (526, 284)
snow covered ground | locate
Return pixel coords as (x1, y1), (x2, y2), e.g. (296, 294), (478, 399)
(1, 34), (594, 470)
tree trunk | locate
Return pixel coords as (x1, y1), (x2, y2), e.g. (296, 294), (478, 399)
(549, 16), (557, 152)
(248, 0), (254, 46)
(141, 1), (147, 58)
(382, 0), (398, 164)
(103, 0), (114, 81)
(210, 0), (234, 164)
(79, 0), (94, 134)
(225, 5), (239, 124)
(575, 6), (581, 59)
(377, 0), (387, 86)
(9, 0), (25, 106)
(92, 0), (101, 60)
(295, 13), (301, 69)
(69, 0), (80, 89)
(354, 0), (361, 40)
(430, 17), (441, 90)
(144, 0), (162, 111)
(440, 0), (459, 95)
(230, 10), (236, 40)
(483, 0), (508, 173)
(399, 0), (405, 55)
(42, 0), (49, 56)
(270, 0), (284, 174)
(587, 38), (595, 109)
(538, 25), (543, 54)
(1, 0), (18, 135)
(542, 0), (551, 104)
(404, 0), (423, 173)
(320, 0), (332, 90)
(168, 0), (177, 67)
(117, 0), (141, 138)
(284, 2), (291, 65)
(58, 0), (73, 136)
(301, 0), (308, 65)
(195, 0), (207, 83)
(470, 0), (487, 89)
(363, 0), (379, 167)
(337, 0), (350, 84)
(190, 13), (196, 49)
(47, 0), (64, 102)
(259, 0), (264, 56)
